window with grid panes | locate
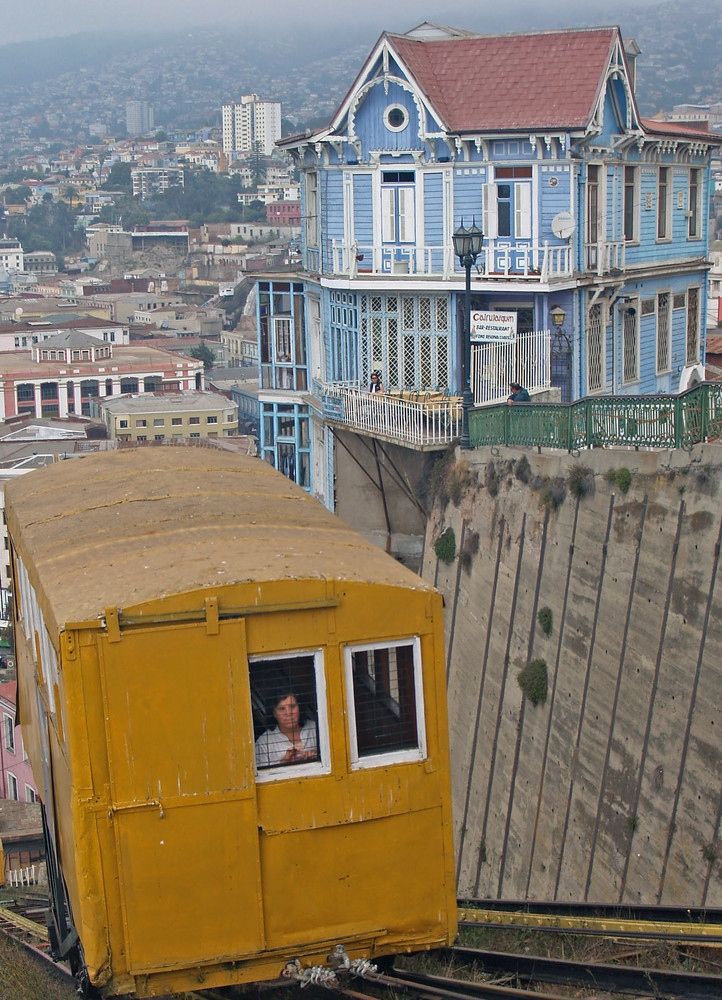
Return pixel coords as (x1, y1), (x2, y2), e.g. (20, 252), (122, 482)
(656, 292), (671, 373)
(686, 287), (699, 363)
(344, 639), (425, 767)
(622, 305), (639, 384)
(587, 301), (604, 393)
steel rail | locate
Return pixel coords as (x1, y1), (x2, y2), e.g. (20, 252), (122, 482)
(341, 970), (575, 1000)
(459, 897), (722, 924)
(458, 902), (722, 943)
(442, 945), (722, 1000)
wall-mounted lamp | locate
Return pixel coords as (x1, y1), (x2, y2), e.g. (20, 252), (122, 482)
(550, 304), (566, 327)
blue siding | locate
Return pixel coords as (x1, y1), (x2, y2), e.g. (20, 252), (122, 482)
(424, 172), (444, 245)
(353, 173), (373, 246)
(354, 81), (423, 155)
(453, 168), (484, 226)
(540, 165), (572, 243)
(322, 171), (344, 275)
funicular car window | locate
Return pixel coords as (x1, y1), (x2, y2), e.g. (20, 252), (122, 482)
(345, 638), (426, 767)
(249, 651), (327, 780)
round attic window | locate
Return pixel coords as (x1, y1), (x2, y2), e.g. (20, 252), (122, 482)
(384, 104), (409, 132)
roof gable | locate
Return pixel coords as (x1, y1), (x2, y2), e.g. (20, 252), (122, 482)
(387, 26), (621, 132)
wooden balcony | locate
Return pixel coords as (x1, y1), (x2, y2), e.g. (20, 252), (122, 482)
(584, 240), (626, 274)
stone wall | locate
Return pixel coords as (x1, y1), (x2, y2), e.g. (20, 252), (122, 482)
(423, 443), (722, 905)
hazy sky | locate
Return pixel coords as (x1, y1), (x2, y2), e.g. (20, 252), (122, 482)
(6, 0), (658, 45)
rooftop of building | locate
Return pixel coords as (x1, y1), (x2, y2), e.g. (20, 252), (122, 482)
(0, 343), (202, 377)
(99, 391), (234, 414)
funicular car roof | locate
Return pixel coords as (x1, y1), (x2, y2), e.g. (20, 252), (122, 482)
(6, 447), (432, 632)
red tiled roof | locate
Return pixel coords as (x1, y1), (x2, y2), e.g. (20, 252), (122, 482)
(640, 118), (722, 142)
(388, 27), (618, 132)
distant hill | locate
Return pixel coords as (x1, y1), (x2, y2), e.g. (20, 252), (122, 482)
(0, 1), (720, 133)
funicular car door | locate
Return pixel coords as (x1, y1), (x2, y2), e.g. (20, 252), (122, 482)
(99, 617), (264, 973)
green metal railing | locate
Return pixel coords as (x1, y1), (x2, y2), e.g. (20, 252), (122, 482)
(469, 382), (722, 452)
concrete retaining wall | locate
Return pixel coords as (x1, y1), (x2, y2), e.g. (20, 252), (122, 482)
(424, 444), (722, 904)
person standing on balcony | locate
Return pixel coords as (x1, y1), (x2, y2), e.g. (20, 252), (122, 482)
(368, 370), (384, 394)
(507, 381), (530, 403)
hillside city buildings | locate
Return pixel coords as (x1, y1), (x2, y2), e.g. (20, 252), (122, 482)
(125, 99), (155, 136)
(222, 94), (282, 157)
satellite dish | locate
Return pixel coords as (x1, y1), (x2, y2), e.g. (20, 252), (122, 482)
(15, 307), (23, 317)
(552, 212), (576, 239)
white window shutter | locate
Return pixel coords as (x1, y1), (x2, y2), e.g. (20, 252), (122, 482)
(397, 187), (415, 243)
(381, 187), (395, 243)
(515, 183), (532, 239)
(482, 183), (498, 239)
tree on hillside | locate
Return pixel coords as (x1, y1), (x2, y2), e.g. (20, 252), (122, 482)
(189, 341), (217, 370)
(102, 161), (132, 195)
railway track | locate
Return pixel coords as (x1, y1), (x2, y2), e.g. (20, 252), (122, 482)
(459, 896), (722, 944)
(0, 893), (75, 987)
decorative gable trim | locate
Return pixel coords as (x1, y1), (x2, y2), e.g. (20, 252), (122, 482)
(587, 33), (642, 140)
(330, 36), (446, 143)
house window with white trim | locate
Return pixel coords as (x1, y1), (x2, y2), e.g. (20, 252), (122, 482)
(344, 638), (426, 769)
(381, 171), (415, 244)
(686, 286), (700, 364)
(7, 772), (18, 800)
(622, 302), (640, 384)
(484, 167), (532, 240)
(657, 167), (671, 241)
(586, 300), (605, 393)
(656, 292), (671, 373)
(2, 712), (14, 753)
(688, 169), (701, 239)
(250, 650), (329, 781)
(623, 166), (639, 243)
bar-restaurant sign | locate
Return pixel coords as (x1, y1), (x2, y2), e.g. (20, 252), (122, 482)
(470, 310), (517, 342)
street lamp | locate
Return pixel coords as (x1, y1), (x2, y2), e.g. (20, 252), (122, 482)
(453, 220), (484, 449)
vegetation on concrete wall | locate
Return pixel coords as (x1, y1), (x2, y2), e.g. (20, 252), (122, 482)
(434, 526), (456, 563)
(517, 658), (548, 706)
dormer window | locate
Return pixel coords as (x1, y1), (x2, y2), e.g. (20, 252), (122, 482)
(384, 104), (409, 132)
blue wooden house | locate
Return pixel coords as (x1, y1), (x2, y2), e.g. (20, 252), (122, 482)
(256, 22), (719, 503)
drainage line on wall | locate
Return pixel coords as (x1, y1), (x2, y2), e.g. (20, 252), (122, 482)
(618, 500), (684, 903)
(553, 493), (615, 901)
(498, 507), (550, 896)
(525, 499), (581, 897)
(584, 495), (648, 901)
(658, 506), (721, 905)
(456, 516), (506, 888)
(474, 514), (526, 896)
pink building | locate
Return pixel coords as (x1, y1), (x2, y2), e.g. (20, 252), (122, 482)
(0, 681), (38, 803)
(266, 201), (301, 226)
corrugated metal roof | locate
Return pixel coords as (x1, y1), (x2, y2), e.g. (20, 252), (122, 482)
(6, 448), (431, 633)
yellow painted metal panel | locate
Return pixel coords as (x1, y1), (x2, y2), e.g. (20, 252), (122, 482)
(98, 618), (264, 972)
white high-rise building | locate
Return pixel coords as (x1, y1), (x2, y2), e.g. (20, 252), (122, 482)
(222, 95), (281, 157)
(126, 100), (155, 136)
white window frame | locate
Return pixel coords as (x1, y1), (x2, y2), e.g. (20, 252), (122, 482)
(2, 712), (14, 753)
(656, 290), (672, 374)
(252, 648), (330, 784)
(622, 298), (640, 385)
(343, 636), (426, 770)
(688, 168), (702, 240)
(7, 771), (18, 800)
(623, 165), (640, 244)
(26, 785), (38, 803)
(657, 166), (671, 242)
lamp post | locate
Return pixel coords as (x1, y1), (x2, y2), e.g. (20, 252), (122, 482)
(453, 220), (484, 449)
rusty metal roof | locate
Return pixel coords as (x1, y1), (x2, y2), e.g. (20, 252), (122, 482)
(6, 447), (431, 633)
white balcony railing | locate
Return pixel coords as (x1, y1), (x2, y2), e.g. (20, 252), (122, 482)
(317, 331), (551, 446)
(584, 240), (626, 274)
(329, 241), (573, 281)
(319, 383), (462, 448)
